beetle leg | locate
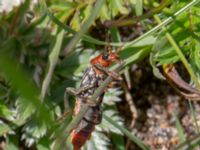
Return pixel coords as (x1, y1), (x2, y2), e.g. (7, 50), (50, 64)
(63, 85), (94, 114)
(66, 84), (95, 96)
(82, 96), (98, 107)
(57, 109), (71, 123)
(59, 84), (95, 123)
(64, 84), (95, 110)
(64, 89), (72, 112)
(93, 63), (122, 80)
(82, 93), (104, 107)
(57, 91), (73, 123)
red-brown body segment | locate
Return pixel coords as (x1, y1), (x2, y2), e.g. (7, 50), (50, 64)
(90, 46), (120, 68)
(71, 48), (120, 150)
(71, 116), (95, 150)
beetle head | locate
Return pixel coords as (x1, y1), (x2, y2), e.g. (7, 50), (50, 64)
(90, 45), (121, 67)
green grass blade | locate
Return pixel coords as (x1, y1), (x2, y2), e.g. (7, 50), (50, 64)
(109, 29), (125, 150)
(40, 0), (111, 46)
(41, 29), (65, 100)
(64, 0), (105, 54)
(103, 114), (149, 150)
(111, 132), (125, 150)
(135, 0), (143, 16)
(175, 116), (186, 143)
(122, 47), (152, 66)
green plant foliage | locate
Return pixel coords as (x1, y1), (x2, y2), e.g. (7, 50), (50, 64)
(191, 41), (200, 77)
(21, 121), (48, 147)
(49, 0), (131, 30)
(151, 4), (200, 65)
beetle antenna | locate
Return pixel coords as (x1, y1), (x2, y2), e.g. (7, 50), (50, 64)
(104, 33), (112, 53)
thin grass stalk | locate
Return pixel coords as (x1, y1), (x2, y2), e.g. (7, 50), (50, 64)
(103, 114), (149, 150)
(63, 0), (104, 55)
(41, 29), (64, 101)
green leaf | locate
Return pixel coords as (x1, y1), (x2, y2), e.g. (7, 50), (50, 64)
(70, 12), (81, 30)
(64, 0), (105, 54)
(99, 4), (110, 21)
(111, 132), (125, 150)
(0, 122), (12, 135)
(101, 110), (123, 135)
(149, 52), (165, 79)
(104, 88), (123, 105)
(110, 27), (121, 42)
(175, 116), (186, 143)
(151, 6), (200, 66)
(192, 41), (200, 71)
(54, 8), (75, 23)
(37, 137), (51, 150)
(56, 48), (93, 77)
(22, 121), (48, 147)
(135, 0), (143, 16)
(82, 4), (92, 23)
(41, 29), (64, 100)
(109, 0), (128, 17)
(152, 30), (189, 65)
(0, 101), (15, 120)
(40, 0), (110, 46)
(120, 46), (151, 67)
(37, 145), (49, 150)
(15, 98), (35, 125)
(50, 2), (77, 11)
